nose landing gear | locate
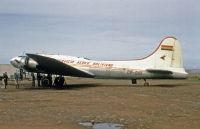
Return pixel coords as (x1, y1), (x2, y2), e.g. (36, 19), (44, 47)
(131, 79), (150, 86)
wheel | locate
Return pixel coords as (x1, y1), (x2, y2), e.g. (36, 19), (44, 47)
(42, 77), (50, 87)
(54, 76), (65, 88)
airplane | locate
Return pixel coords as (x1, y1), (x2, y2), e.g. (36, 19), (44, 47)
(10, 36), (188, 87)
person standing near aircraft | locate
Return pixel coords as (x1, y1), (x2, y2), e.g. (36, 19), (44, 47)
(31, 73), (35, 87)
(20, 69), (23, 80)
(14, 72), (19, 89)
(2, 72), (8, 89)
(59, 75), (65, 87)
(47, 74), (52, 86)
(37, 73), (42, 87)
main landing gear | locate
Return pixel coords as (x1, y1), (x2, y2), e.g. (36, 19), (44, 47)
(143, 79), (149, 86)
(41, 74), (53, 87)
(54, 76), (66, 88)
(131, 79), (150, 86)
(40, 75), (66, 88)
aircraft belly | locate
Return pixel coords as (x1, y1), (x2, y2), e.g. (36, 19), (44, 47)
(88, 67), (181, 79)
(89, 68), (150, 79)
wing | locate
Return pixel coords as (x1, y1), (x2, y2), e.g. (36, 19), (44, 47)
(26, 53), (94, 78)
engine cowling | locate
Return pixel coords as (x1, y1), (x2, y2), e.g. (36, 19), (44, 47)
(23, 57), (38, 72)
(10, 56), (38, 72)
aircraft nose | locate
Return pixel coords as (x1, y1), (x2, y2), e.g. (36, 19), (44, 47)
(10, 57), (20, 68)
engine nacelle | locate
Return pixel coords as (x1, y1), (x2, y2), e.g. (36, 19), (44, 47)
(24, 57), (38, 71)
(10, 56), (38, 72)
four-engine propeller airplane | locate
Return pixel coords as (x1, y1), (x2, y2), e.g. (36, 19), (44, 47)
(10, 36), (188, 87)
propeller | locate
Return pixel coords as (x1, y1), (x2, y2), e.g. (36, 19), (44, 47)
(18, 51), (27, 80)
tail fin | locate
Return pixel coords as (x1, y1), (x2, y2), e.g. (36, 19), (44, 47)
(145, 37), (183, 69)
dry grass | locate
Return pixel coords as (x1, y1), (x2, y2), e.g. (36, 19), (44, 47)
(0, 79), (200, 129)
(188, 73), (200, 80)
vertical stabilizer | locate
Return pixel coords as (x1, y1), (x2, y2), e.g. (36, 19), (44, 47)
(143, 37), (183, 69)
(156, 37), (183, 68)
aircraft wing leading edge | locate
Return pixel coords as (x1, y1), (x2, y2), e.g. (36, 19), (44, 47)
(26, 53), (94, 78)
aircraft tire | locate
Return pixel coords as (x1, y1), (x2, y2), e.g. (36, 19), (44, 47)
(42, 77), (50, 87)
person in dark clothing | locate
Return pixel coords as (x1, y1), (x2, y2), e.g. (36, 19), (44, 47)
(54, 76), (59, 87)
(59, 76), (65, 86)
(20, 69), (23, 80)
(54, 75), (65, 87)
(37, 73), (42, 87)
(31, 73), (35, 87)
(3, 72), (8, 89)
(47, 74), (52, 86)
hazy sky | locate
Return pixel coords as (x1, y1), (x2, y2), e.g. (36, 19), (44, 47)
(0, 0), (199, 68)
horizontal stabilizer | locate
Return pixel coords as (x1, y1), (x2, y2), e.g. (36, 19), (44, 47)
(147, 69), (173, 74)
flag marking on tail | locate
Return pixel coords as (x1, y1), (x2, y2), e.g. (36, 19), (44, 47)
(161, 45), (173, 51)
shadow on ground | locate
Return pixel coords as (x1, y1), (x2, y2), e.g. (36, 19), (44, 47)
(22, 82), (189, 91)
(23, 83), (100, 90)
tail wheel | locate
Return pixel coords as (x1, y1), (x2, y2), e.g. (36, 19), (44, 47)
(144, 82), (149, 86)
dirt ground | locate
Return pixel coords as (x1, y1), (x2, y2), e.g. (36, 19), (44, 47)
(0, 78), (200, 129)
